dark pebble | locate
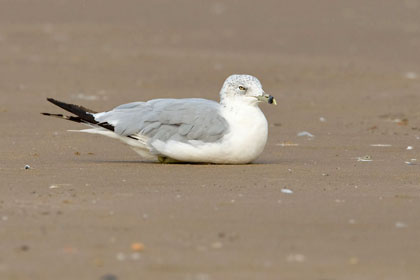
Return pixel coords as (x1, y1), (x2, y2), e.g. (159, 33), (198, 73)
(100, 274), (118, 280)
(20, 245), (30, 251)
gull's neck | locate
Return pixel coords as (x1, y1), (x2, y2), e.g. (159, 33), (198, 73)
(220, 94), (259, 111)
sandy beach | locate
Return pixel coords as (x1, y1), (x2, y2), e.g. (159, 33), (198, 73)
(1, 1), (420, 279)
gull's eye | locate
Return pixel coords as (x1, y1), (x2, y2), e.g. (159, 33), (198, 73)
(238, 86), (246, 90)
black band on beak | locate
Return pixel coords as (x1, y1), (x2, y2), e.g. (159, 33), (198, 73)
(268, 95), (274, 104)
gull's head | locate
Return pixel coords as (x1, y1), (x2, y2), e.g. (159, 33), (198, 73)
(220, 74), (276, 106)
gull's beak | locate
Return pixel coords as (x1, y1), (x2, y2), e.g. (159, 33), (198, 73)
(257, 92), (277, 105)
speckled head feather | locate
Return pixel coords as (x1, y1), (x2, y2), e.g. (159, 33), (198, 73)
(219, 74), (265, 105)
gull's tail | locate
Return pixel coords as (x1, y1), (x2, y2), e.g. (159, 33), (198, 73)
(42, 98), (114, 131)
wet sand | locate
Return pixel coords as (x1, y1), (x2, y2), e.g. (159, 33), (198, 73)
(1, 1), (420, 279)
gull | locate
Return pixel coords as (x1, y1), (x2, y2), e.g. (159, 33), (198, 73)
(42, 74), (276, 164)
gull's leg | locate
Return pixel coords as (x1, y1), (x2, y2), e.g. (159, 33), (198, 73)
(158, 156), (182, 164)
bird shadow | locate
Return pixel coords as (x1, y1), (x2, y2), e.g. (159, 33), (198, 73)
(75, 158), (290, 166)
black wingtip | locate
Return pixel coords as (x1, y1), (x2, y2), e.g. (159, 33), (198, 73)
(46, 97), (58, 105)
(44, 98), (115, 131)
(47, 97), (70, 112)
(46, 98), (97, 113)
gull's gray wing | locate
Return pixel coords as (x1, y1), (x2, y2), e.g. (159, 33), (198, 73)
(94, 98), (229, 143)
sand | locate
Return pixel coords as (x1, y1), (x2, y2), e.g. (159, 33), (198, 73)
(1, 0), (420, 279)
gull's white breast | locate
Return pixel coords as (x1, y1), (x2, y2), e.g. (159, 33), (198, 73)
(218, 105), (268, 163)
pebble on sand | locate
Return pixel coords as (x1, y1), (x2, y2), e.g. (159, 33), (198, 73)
(62, 247), (77, 254)
(405, 159), (416, 165)
(403, 72), (418, 80)
(131, 242), (145, 252)
(24, 165), (31, 169)
(370, 144), (392, 147)
(348, 219), (356, 224)
(395, 222), (407, 228)
(100, 274), (118, 280)
(281, 188), (293, 194)
(20, 245), (30, 251)
(286, 253), (306, 262)
(116, 252), (126, 261)
(276, 142), (299, 147)
(131, 252), (141, 260)
(297, 131), (314, 138)
(211, 241), (223, 249)
(349, 257), (359, 265)
(357, 155), (372, 162)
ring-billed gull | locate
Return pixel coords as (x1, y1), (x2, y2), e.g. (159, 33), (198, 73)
(42, 74), (276, 164)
